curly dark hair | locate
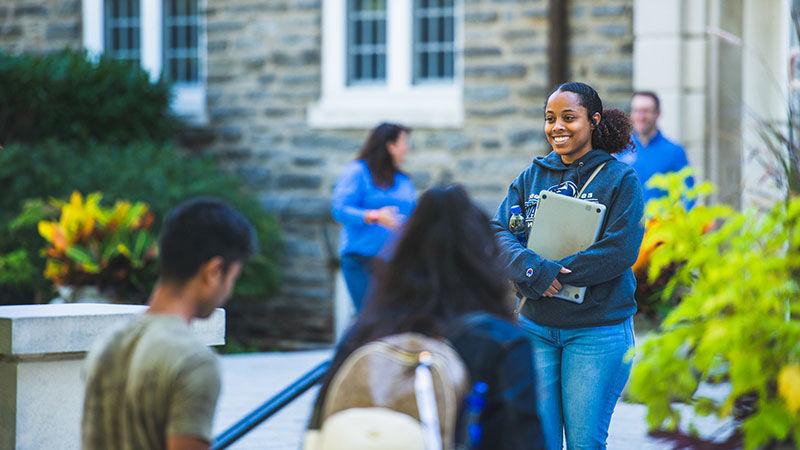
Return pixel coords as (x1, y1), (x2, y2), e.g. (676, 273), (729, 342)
(548, 82), (633, 154)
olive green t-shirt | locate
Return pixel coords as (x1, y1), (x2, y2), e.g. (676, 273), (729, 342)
(81, 314), (221, 450)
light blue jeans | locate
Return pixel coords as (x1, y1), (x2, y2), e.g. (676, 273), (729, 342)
(519, 315), (634, 450)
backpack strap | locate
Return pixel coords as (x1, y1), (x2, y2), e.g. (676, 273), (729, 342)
(416, 351), (443, 450)
(577, 162), (607, 198)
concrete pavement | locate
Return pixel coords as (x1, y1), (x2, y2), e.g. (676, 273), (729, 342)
(215, 350), (735, 450)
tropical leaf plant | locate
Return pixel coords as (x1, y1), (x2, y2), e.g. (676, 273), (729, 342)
(37, 191), (158, 297)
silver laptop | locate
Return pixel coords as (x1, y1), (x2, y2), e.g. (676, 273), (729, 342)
(526, 190), (607, 303)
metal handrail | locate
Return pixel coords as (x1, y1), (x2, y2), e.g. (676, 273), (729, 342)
(211, 359), (331, 450)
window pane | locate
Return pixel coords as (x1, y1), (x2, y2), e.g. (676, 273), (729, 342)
(444, 16), (454, 41)
(347, 0), (386, 84)
(164, 0), (201, 84)
(377, 53), (385, 79)
(355, 55), (363, 80)
(431, 13), (439, 43)
(413, 0), (456, 83)
(191, 58), (199, 81)
(362, 19), (372, 46)
(364, 53), (373, 79)
(104, 0), (141, 66)
(444, 49), (453, 77)
(190, 24), (198, 48)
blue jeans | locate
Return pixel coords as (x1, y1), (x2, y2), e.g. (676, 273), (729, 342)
(519, 316), (634, 450)
(340, 254), (375, 312)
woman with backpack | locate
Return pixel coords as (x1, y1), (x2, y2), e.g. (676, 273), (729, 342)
(331, 122), (417, 312)
(491, 82), (645, 450)
(307, 185), (545, 450)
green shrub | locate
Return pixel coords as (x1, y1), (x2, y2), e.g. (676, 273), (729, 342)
(0, 50), (178, 145)
(0, 141), (281, 304)
(629, 172), (800, 449)
(0, 250), (36, 289)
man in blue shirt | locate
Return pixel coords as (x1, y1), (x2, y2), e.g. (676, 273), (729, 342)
(617, 91), (694, 206)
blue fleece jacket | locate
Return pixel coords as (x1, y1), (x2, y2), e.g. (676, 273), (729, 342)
(331, 160), (416, 258)
(491, 149), (645, 328)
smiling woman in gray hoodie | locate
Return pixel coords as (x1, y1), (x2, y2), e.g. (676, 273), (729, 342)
(491, 82), (644, 450)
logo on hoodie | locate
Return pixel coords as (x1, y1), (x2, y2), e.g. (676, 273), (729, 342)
(524, 181), (599, 221)
(548, 181), (578, 198)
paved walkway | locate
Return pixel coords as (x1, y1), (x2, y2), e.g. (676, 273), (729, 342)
(215, 350), (735, 450)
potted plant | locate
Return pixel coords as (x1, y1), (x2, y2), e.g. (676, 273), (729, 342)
(37, 191), (158, 303)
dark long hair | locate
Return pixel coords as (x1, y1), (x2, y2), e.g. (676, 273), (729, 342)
(310, 186), (512, 427)
(356, 122), (410, 187)
(549, 82), (632, 154)
(358, 184), (512, 337)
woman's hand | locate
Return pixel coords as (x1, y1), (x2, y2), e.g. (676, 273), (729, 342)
(365, 206), (401, 229)
(543, 267), (572, 297)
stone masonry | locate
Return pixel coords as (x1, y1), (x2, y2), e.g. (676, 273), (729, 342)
(204, 0), (634, 347)
(0, 0), (635, 347)
(0, 0), (82, 53)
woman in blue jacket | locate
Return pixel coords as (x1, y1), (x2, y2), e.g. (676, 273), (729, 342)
(491, 82), (644, 450)
(332, 122), (416, 311)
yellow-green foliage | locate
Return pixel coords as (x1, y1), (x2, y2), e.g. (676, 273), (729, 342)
(37, 192), (158, 290)
(629, 171), (800, 449)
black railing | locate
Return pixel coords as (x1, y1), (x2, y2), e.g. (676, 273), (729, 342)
(212, 359), (331, 450)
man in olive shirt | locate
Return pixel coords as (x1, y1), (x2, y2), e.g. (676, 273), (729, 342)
(82, 198), (256, 450)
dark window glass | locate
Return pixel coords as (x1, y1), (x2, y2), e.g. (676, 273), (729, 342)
(347, 0), (387, 85)
(413, 0), (455, 83)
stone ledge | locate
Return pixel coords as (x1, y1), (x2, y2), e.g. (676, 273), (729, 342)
(0, 304), (225, 356)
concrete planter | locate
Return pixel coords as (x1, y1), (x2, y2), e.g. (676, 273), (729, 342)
(0, 304), (225, 450)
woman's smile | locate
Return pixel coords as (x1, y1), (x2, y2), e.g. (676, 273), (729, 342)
(551, 135), (571, 145)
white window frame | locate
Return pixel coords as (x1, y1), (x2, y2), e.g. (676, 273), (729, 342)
(82, 0), (207, 124)
(308, 0), (464, 129)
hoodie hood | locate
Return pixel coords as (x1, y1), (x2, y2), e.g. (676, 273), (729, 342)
(533, 149), (615, 172)
(532, 149), (616, 189)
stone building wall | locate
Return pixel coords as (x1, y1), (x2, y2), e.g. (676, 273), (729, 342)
(569, 0), (633, 110)
(205, 0), (635, 347)
(0, 0), (82, 53)
(0, 0), (635, 347)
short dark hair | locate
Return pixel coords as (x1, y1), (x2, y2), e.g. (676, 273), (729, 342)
(158, 197), (257, 283)
(356, 122), (411, 188)
(632, 91), (661, 112)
